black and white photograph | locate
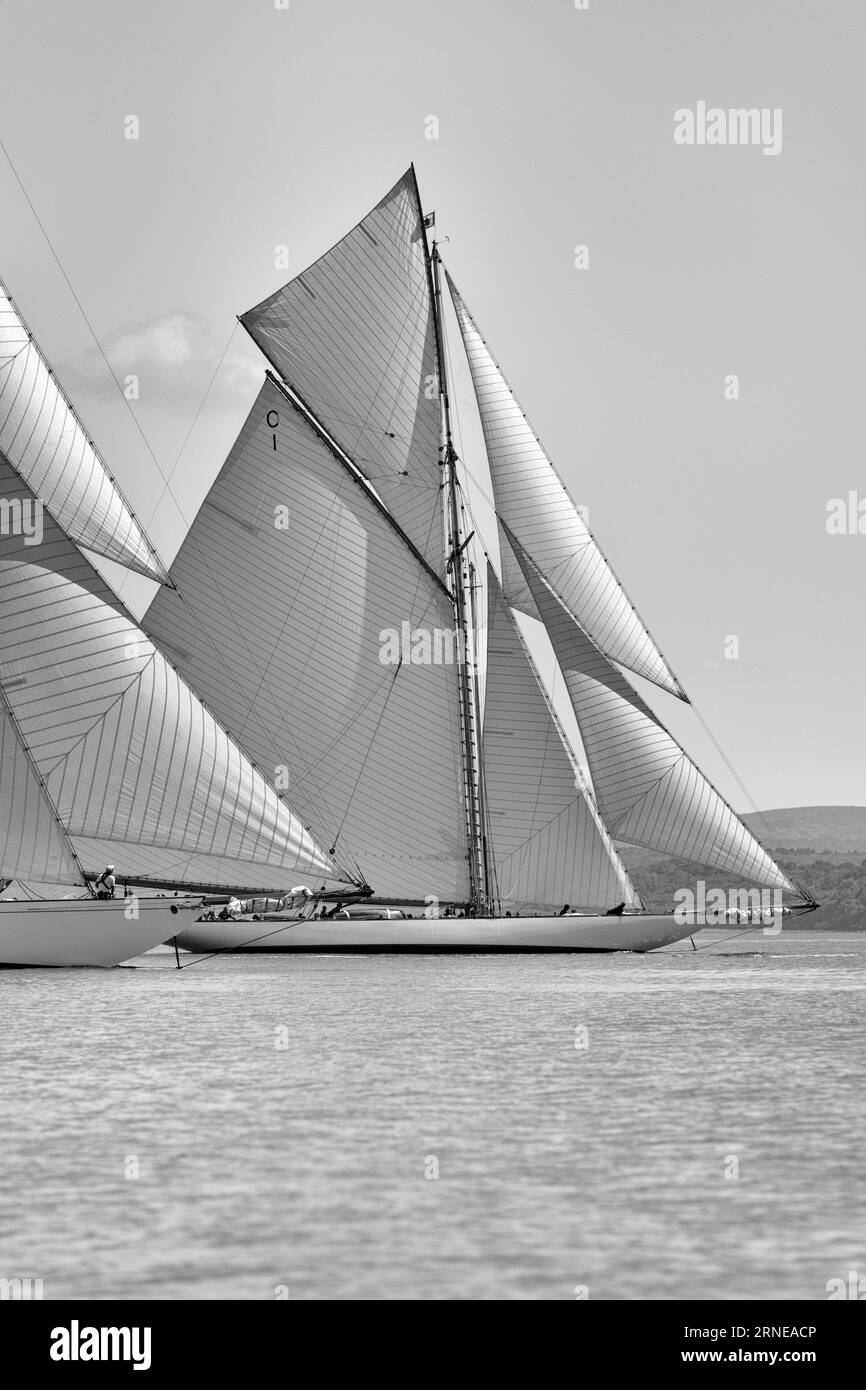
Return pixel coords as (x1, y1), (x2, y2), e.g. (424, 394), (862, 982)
(0, 0), (863, 1344)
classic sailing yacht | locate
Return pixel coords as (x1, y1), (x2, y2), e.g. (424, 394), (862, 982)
(0, 279), (350, 965)
(138, 166), (813, 954)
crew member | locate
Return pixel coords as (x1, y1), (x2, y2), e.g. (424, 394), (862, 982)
(94, 865), (116, 900)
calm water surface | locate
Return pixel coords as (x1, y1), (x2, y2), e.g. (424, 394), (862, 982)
(1, 931), (863, 1300)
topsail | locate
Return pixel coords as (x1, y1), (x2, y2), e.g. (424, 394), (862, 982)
(241, 169), (446, 574)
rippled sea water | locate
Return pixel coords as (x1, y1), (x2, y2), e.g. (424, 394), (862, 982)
(1, 930), (863, 1301)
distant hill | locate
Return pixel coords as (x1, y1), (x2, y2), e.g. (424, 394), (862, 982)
(741, 806), (866, 854)
(616, 807), (866, 931)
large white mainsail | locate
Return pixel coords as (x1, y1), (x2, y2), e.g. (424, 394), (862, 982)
(507, 531), (798, 892)
(240, 168), (446, 574)
(0, 279), (170, 585)
(483, 567), (640, 913)
(446, 271), (686, 701)
(145, 375), (470, 902)
(0, 449), (344, 893)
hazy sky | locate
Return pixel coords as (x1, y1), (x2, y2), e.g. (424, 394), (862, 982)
(1, 0), (863, 810)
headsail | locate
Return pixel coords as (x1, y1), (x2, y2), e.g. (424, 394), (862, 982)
(0, 450), (343, 891)
(145, 376), (471, 903)
(0, 279), (170, 585)
(240, 168), (446, 573)
(483, 568), (640, 912)
(511, 535), (797, 893)
(446, 271), (686, 700)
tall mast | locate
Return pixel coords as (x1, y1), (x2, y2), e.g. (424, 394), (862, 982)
(428, 238), (490, 916)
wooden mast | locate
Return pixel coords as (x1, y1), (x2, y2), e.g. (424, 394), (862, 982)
(427, 235), (491, 916)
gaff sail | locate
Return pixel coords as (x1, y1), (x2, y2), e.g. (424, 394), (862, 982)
(145, 377), (470, 903)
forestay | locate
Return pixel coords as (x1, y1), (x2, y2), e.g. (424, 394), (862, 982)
(0, 279), (170, 584)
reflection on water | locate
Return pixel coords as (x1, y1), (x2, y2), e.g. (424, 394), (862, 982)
(0, 932), (863, 1300)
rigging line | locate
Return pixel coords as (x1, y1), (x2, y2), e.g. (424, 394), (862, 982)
(170, 449), (438, 880)
(0, 136), (203, 561)
(147, 495), (362, 878)
(116, 320), (242, 595)
(327, 659), (406, 857)
(683, 925), (769, 952)
(172, 912), (326, 969)
(297, 579), (442, 785)
(164, 578), (364, 884)
(679, 699), (814, 901)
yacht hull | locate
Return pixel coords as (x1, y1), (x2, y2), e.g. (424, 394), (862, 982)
(0, 896), (204, 967)
(175, 912), (703, 955)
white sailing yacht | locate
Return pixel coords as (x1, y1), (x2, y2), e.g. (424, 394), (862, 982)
(0, 279), (348, 965)
(137, 167), (813, 954)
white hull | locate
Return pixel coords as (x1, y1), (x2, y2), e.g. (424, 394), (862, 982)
(0, 896), (204, 967)
(175, 912), (703, 955)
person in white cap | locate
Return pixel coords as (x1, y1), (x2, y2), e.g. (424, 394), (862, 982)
(95, 865), (117, 900)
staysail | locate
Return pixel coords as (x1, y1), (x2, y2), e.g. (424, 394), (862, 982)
(508, 533), (797, 891)
(0, 449), (344, 891)
(240, 168), (446, 573)
(483, 568), (640, 912)
(0, 279), (170, 585)
(446, 271), (685, 700)
(145, 376), (470, 902)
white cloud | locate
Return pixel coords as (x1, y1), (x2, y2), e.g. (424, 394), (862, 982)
(60, 311), (262, 411)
